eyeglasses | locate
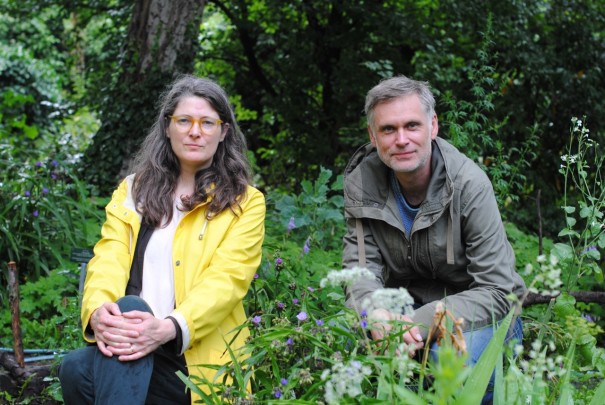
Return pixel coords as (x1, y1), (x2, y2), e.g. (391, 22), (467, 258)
(168, 115), (224, 134)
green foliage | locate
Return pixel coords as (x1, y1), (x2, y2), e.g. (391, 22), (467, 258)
(556, 117), (605, 290)
(435, 15), (538, 211)
(265, 166), (344, 252)
(0, 149), (102, 283)
(0, 268), (83, 351)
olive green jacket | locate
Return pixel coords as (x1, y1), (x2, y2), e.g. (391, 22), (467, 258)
(342, 138), (526, 338)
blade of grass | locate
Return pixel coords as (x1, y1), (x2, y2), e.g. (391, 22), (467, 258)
(454, 309), (513, 405)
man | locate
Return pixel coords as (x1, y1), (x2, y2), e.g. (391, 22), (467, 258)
(342, 75), (526, 378)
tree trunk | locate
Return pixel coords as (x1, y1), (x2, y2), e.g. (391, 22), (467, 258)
(83, 0), (206, 193)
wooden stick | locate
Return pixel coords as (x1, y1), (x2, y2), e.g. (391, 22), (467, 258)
(8, 261), (24, 368)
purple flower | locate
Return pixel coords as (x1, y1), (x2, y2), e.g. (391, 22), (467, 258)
(296, 311), (308, 322)
(252, 315), (262, 326)
(24, 191), (31, 197)
(280, 378), (288, 385)
(274, 390), (282, 399)
(51, 160), (58, 167)
(276, 301), (285, 310)
(315, 319), (324, 326)
(254, 273), (259, 280)
(287, 217), (296, 231)
(33, 210), (39, 217)
(307, 286), (315, 293)
(360, 319), (368, 329)
(275, 257), (283, 266)
(35, 161), (42, 167)
(303, 237), (311, 255)
(51, 173), (57, 180)
(582, 313), (595, 323)
(286, 338), (293, 346)
(361, 310), (368, 317)
(292, 298), (299, 305)
(42, 187), (49, 194)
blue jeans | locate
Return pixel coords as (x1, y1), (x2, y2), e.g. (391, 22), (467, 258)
(430, 315), (523, 405)
(59, 296), (189, 405)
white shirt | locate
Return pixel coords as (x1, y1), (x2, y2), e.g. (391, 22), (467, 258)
(140, 202), (185, 319)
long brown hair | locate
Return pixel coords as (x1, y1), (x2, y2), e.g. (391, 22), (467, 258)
(130, 75), (251, 227)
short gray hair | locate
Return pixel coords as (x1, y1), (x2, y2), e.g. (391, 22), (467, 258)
(365, 75), (436, 128)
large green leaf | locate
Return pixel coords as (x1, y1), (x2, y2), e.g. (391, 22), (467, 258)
(454, 310), (514, 405)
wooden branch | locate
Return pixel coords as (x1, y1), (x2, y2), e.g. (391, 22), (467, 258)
(8, 262), (24, 368)
(523, 290), (605, 306)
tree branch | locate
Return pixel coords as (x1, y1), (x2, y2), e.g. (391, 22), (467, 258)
(523, 290), (605, 306)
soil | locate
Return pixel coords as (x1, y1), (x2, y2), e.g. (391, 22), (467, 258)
(0, 352), (60, 404)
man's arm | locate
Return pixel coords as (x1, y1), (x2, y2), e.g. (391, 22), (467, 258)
(412, 180), (524, 337)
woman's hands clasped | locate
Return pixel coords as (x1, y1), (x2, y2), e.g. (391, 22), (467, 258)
(90, 302), (176, 361)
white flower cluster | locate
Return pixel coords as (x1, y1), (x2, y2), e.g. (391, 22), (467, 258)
(319, 267), (376, 288)
(572, 116), (591, 138)
(523, 254), (563, 296)
(519, 339), (566, 381)
(560, 154), (579, 164)
(505, 340), (566, 404)
(361, 287), (415, 316)
(393, 343), (419, 384)
(321, 360), (372, 404)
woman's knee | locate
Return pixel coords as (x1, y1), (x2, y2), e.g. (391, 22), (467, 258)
(116, 295), (153, 314)
(59, 347), (93, 385)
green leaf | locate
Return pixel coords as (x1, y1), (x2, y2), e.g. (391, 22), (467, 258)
(454, 310), (514, 405)
(588, 378), (605, 405)
(562, 206), (576, 214)
(579, 206), (592, 218)
(556, 338), (576, 405)
(552, 243), (574, 260)
(553, 293), (577, 319)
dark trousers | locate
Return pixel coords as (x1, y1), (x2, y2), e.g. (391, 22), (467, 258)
(59, 296), (190, 405)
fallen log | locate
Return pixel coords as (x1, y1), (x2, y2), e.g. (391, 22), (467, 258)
(523, 290), (605, 306)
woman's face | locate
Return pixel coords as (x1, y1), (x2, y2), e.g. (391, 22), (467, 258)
(167, 96), (227, 174)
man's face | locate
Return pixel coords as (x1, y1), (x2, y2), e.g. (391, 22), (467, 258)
(368, 94), (438, 178)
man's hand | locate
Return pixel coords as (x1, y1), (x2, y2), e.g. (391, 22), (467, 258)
(89, 302), (176, 361)
(369, 308), (424, 356)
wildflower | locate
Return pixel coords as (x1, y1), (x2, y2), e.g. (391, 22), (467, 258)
(253, 273), (259, 280)
(280, 378), (288, 386)
(361, 287), (415, 316)
(321, 360), (372, 404)
(320, 267), (376, 288)
(303, 237), (311, 255)
(274, 390), (282, 399)
(288, 216), (296, 231)
(360, 319), (368, 329)
(36, 161), (42, 167)
(42, 187), (49, 194)
(251, 315), (262, 326)
(33, 210), (39, 217)
(275, 257), (283, 266)
(51, 173), (57, 180)
(292, 298), (299, 305)
(296, 311), (308, 322)
(276, 301), (285, 310)
(24, 191), (31, 197)
(51, 160), (58, 167)
(307, 286), (315, 292)
(316, 319), (324, 326)
(360, 310), (367, 317)
(298, 368), (314, 385)
(286, 338), (293, 346)
(582, 313), (596, 323)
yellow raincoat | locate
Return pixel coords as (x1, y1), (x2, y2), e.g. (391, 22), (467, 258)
(81, 174), (265, 403)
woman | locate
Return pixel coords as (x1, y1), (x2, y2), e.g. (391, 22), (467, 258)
(59, 75), (266, 404)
